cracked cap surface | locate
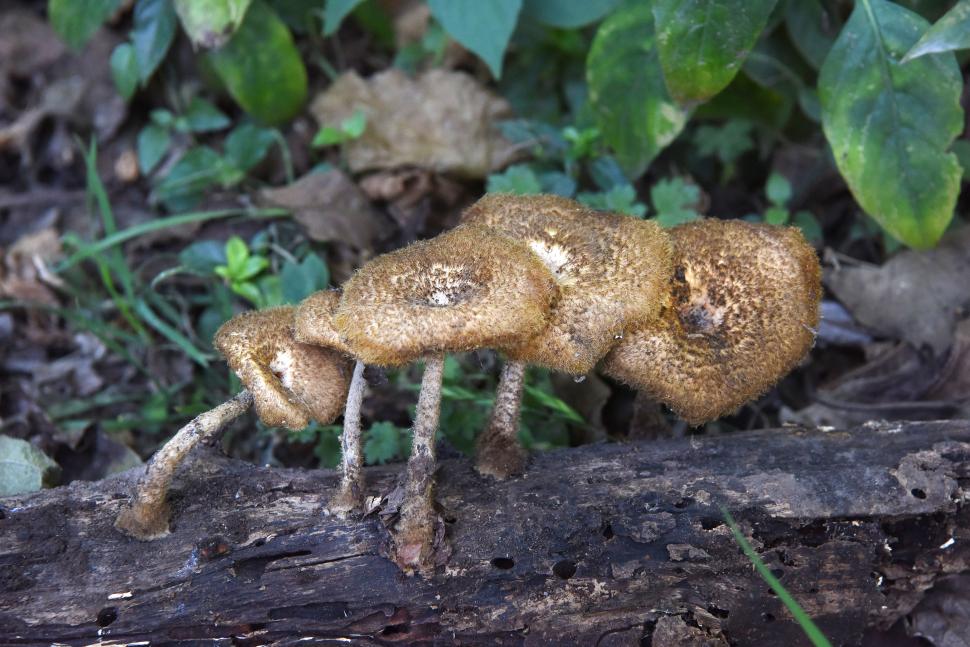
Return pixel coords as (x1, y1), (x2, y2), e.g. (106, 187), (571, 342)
(462, 193), (673, 374)
(334, 223), (558, 366)
(602, 218), (822, 425)
(214, 306), (352, 429)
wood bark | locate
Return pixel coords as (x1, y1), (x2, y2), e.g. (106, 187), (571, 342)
(2, 420), (970, 646)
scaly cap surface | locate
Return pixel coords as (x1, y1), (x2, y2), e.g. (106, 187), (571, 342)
(602, 219), (821, 425)
(462, 193), (673, 374)
(334, 223), (558, 366)
(214, 306), (352, 429)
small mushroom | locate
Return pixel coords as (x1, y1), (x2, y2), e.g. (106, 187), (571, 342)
(334, 223), (557, 572)
(115, 306), (352, 540)
(461, 193), (672, 478)
(294, 289), (366, 515)
(602, 219), (822, 425)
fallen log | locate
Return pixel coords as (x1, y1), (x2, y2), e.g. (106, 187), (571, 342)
(2, 420), (969, 646)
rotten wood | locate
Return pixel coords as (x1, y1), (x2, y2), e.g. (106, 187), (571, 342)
(2, 420), (970, 646)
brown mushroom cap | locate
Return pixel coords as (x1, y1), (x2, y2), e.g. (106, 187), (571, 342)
(294, 289), (353, 355)
(462, 193), (673, 375)
(602, 219), (822, 425)
(333, 223), (558, 366)
(214, 306), (353, 430)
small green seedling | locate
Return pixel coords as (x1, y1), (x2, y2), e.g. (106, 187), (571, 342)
(312, 108), (368, 147)
(214, 236), (270, 306)
(762, 172), (822, 242)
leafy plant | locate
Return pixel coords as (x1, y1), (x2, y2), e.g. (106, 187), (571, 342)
(759, 172), (823, 243)
(312, 109), (368, 147)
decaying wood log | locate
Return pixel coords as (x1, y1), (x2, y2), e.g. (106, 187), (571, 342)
(2, 420), (970, 646)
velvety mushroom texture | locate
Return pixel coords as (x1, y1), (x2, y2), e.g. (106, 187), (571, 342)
(461, 193), (672, 478)
(215, 306), (353, 430)
(602, 219), (822, 425)
(334, 223), (558, 573)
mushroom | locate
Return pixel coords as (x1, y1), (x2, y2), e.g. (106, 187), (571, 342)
(293, 289), (366, 515)
(602, 218), (822, 425)
(115, 306), (352, 540)
(461, 193), (672, 478)
(333, 223), (558, 572)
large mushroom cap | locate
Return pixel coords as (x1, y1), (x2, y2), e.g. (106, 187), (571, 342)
(214, 306), (353, 430)
(462, 193), (673, 375)
(333, 223), (558, 367)
(602, 219), (822, 425)
(294, 289), (353, 355)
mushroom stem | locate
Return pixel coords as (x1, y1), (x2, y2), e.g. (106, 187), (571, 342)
(115, 389), (255, 540)
(330, 359), (366, 516)
(475, 360), (528, 479)
(394, 354), (445, 572)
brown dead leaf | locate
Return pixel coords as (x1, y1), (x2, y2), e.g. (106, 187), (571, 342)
(258, 170), (384, 249)
(0, 228), (63, 306)
(826, 226), (970, 356)
(310, 69), (518, 178)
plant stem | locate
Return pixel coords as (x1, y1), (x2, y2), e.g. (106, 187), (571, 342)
(331, 359), (366, 515)
(475, 360), (528, 479)
(114, 390), (254, 540)
(394, 354), (445, 572)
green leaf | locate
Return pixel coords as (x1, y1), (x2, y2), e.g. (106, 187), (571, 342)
(792, 210), (823, 243)
(953, 139), (970, 181)
(341, 109), (367, 138)
(521, 0), (621, 28)
(577, 185), (647, 218)
(765, 172), (792, 206)
(428, 0), (522, 78)
(224, 236), (250, 275)
(231, 280), (263, 305)
(137, 124), (171, 174)
(311, 126), (345, 148)
(486, 164), (543, 195)
(49, 0), (119, 50)
(281, 253), (330, 304)
(224, 123), (275, 171)
(819, 0), (963, 249)
(694, 121), (755, 165)
(651, 177), (701, 227)
(154, 146), (225, 211)
(132, 0), (178, 82)
(764, 206), (789, 226)
(0, 435), (61, 496)
(903, 0), (970, 62)
(587, 2), (688, 177)
(174, 0), (254, 48)
(364, 422), (406, 465)
(324, 0), (366, 35)
(183, 97), (231, 133)
(179, 240), (227, 273)
(652, 0), (777, 103)
(785, 0), (836, 70)
(207, 0), (308, 125)
(110, 44), (140, 100)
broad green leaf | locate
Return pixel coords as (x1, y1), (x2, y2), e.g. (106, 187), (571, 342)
(364, 422), (405, 465)
(323, 0), (366, 35)
(179, 240), (227, 274)
(651, 177), (701, 227)
(0, 435), (60, 496)
(792, 210), (823, 243)
(183, 97), (231, 133)
(587, 2), (687, 177)
(154, 146), (225, 211)
(819, 0), (963, 248)
(132, 0), (177, 82)
(224, 123), (275, 171)
(49, 0), (119, 50)
(110, 43), (139, 100)
(764, 206), (789, 225)
(653, 0), (777, 103)
(577, 185), (647, 217)
(486, 164), (542, 194)
(902, 0), (970, 62)
(225, 236), (249, 276)
(521, 0), (621, 28)
(765, 172), (792, 206)
(137, 123), (171, 173)
(694, 121), (755, 164)
(280, 253), (330, 303)
(207, 0), (308, 124)
(174, 0), (254, 48)
(428, 0), (522, 78)
(785, 0), (836, 70)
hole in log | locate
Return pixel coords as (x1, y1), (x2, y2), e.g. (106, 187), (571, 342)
(700, 517), (723, 530)
(911, 488), (927, 499)
(0, 507), (6, 519)
(552, 560), (576, 580)
(762, 612), (775, 622)
(673, 497), (693, 509)
(490, 557), (514, 570)
(96, 607), (117, 627)
(707, 605), (729, 619)
(601, 522), (614, 540)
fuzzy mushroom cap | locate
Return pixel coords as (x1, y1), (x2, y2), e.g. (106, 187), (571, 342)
(333, 223), (558, 367)
(462, 193), (673, 374)
(294, 289), (353, 355)
(214, 306), (353, 430)
(602, 219), (822, 425)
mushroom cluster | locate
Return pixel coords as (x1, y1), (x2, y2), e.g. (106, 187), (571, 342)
(116, 194), (821, 575)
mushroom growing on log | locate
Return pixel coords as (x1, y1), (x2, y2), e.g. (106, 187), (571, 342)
(114, 306), (352, 540)
(462, 193), (672, 478)
(333, 223), (558, 572)
(603, 218), (822, 424)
